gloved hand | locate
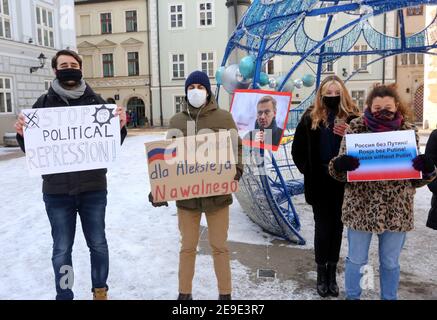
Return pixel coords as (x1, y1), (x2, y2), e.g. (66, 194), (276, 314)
(333, 155), (360, 172)
(148, 192), (168, 207)
(234, 168), (243, 181)
(412, 154), (435, 174)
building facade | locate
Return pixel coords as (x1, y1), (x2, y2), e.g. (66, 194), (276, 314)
(395, 5), (425, 125)
(0, 0), (76, 144)
(149, 0), (230, 126)
(75, 0), (151, 127)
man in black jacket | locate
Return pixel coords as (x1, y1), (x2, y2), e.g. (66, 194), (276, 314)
(14, 50), (127, 300)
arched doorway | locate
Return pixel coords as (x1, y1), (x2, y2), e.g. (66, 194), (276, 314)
(127, 97), (147, 127)
(106, 98), (116, 104)
(413, 84), (424, 124)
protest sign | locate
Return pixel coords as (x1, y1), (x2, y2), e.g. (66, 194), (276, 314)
(345, 130), (421, 182)
(22, 104), (121, 176)
(145, 131), (238, 202)
(230, 89), (291, 152)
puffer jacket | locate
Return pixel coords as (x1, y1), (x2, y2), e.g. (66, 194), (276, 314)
(328, 116), (435, 233)
(166, 94), (243, 213)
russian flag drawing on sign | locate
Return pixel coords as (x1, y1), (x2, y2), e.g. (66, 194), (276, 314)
(147, 147), (177, 163)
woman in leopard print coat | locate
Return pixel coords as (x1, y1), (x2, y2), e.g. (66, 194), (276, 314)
(329, 84), (436, 300)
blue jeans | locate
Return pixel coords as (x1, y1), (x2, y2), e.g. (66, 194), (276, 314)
(43, 190), (109, 300)
(345, 229), (406, 300)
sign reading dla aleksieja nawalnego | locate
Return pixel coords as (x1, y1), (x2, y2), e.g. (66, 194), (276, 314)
(145, 132), (239, 202)
(22, 104), (121, 176)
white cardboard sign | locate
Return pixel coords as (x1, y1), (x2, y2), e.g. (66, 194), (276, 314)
(22, 104), (121, 176)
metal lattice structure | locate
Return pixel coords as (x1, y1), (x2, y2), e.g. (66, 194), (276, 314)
(218, 0), (437, 244)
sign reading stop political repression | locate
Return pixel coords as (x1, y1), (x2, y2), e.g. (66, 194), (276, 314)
(145, 132), (239, 202)
(23, 104), (121, 176)
(345, 130), (421, 182)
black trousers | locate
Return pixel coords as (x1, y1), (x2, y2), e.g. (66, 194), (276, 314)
(311, 174), (344, 265)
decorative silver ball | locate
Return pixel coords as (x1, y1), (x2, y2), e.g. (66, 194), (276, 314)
(294, 79), (303, 89)
(268, 78), (277, 88)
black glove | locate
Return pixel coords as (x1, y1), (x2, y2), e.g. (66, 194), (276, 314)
(148, 192), (168, 207)
(234, 168), (243, 181)
(333, 155), (360, 172)
(412, 154), (435, 174)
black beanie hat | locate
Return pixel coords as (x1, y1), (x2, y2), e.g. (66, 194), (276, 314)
(185, 71), (211, 96)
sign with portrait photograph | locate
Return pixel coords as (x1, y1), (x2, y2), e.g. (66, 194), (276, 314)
(230, 89), (292, 151)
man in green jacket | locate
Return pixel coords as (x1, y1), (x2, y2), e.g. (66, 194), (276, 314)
(149, 71), (243, 300)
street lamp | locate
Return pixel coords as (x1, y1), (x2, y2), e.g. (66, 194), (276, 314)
(30, 53), (47, 73)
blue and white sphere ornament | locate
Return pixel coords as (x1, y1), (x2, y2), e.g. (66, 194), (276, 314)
(276, 75), (294, 92)
(259, 72), (270, 86)
(215, 66), (226, 85)
(239, 55), (256, 79)
(221, 64), (251, 94)
(302, 74), (315, 87)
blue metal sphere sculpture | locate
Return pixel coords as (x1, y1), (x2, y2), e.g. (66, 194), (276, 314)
(217, 0), (437, 244)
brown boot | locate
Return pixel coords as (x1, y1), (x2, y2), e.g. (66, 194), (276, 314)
(93, 288), (108, 300)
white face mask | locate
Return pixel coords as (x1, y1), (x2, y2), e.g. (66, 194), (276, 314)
(187, 88), (207, 108)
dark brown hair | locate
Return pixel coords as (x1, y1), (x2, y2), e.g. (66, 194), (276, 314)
(51, 50), (82, 69)
(257, 95), (277, 112)
(365, 83), (413, 121)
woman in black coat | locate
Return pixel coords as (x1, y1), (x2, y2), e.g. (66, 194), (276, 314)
(425, 129), (437, 230)
(291, 75), (360, 297)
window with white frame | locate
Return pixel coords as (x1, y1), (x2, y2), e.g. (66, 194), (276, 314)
(0, 77), (13, 114)
(102, 53), (114, 77)
(100, 13), (112, 34)
(198, 2), (214, 27)
(200, 52), (214, 77)
(351, 90), (365, 110)
(44, 80), (52, 91)
(353, 45), (368, 71)
(262, 59), (274, 75)
(175, 96), (185, 113)
(128, 52), (139, 76)
(400, 53), (423, 65)
(172, 54), (185, 79)
(323, 47), (334, 73)
(169, 4), (184, 29)
(126, 10), (137, 32)
(0, 0), (11, 39)
(36, 6), (54, 47)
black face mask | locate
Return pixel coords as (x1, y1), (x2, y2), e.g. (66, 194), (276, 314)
(56, 68), (82, 84)
(323, 96), (341, 111)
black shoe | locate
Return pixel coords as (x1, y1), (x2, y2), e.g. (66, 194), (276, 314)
(218, 294), (232, 300)
(316, 264), (329, 298)
(177, 293), (193, 300)
(327, 262), (339, 297)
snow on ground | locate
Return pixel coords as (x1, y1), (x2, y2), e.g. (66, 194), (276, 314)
(0, 133), (436, 300)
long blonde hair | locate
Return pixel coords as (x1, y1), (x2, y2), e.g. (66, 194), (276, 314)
(310, 75), (360, 130)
